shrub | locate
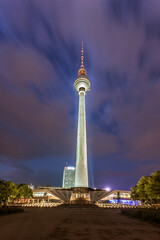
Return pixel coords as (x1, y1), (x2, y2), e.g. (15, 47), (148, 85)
(121, 208), (160, 224)
(0, 207), (24, 215)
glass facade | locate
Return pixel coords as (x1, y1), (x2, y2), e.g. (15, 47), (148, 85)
(62, 167), (75, 188)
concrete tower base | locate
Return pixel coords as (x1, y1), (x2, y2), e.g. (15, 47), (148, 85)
(70, 187), (91, 204)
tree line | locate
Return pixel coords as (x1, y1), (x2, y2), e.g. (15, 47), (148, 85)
(0, 180), (33, 206)
(131, 171), (160, 204)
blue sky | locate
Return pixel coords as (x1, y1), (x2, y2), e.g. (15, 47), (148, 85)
(0, 0), (160, 190)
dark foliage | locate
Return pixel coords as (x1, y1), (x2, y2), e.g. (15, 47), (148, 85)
(131, 171), (160, 204)
(121, 208), (160, 224)
(0, 207), (24, 215)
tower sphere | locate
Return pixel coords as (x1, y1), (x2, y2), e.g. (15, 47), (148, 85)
(74, 74), (90, 92)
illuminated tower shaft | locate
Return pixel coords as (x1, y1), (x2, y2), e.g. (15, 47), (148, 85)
(75, 90), (88, 187)
(74, 42), (90, 187)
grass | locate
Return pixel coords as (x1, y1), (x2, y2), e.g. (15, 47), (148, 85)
(0, 207), (24, 216)
(121, 208), (160, 224)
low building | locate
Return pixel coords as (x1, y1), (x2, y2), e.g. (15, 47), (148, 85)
(97, 190), (140, 205)
(32, 188), (137, 205)
(33, 189), (62, 203)
(28, 183), (35, 190)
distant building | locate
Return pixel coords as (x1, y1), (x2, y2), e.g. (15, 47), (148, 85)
(62, 166), (75, 188)
(28, 183), (34, 190)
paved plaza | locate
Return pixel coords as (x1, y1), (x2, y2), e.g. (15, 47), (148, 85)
(0, 205), (160, 240)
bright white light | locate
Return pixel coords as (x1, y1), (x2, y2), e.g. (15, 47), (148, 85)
(67, 167), (75, 170)
(105, 187), (111, 191)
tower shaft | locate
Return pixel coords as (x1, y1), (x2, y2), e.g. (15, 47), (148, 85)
(74, 42), (90, 188)
(75, 91), (88, 187)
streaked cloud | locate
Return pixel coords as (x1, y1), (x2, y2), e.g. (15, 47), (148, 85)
(0, 0), (160, 189)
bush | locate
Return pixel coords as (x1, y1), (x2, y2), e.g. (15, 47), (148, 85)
(121, 208), (160, 224)
(0, 207), (24, 215)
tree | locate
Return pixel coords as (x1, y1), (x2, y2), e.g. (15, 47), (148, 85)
(131, 185), (139, 200)
(137, 176), (150, 203)
(16, 184), (33, 199)
(131, 171), (160, 204)
(0, 180), (18, 205)
(146, 171), (160, 203)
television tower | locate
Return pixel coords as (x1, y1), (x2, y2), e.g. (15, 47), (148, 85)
(74, 42), (90, 187)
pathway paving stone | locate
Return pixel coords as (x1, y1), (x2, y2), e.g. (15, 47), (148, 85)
(0, 206), (160, 240)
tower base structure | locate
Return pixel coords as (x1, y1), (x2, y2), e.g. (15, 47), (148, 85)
(31, 187), (132, 206)
(70, 187), (91, 204)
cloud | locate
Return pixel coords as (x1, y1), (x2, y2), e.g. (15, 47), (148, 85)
(0, 44), (74, 160)
(107, 0), (142, 24)
(0, 0), (160, 188)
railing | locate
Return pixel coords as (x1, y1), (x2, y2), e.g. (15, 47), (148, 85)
(9, 202), (63, 208)
(96, 203), (139, 209)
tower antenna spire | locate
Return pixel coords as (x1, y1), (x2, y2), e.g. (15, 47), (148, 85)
(81, 41), (84, 68)
(78, 41), (86, 76)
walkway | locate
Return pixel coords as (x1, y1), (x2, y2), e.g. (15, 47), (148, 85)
(0, 205), (160, 240)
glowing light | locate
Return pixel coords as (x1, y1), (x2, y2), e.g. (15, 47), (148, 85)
(67, 167), (75, 170)
(105, 187), (111, 191)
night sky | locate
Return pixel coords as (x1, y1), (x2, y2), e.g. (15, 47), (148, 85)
(0, 0), (160, 190)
